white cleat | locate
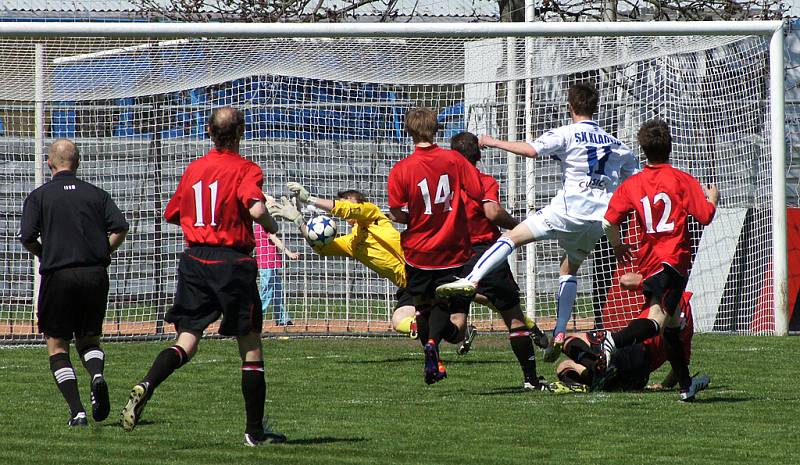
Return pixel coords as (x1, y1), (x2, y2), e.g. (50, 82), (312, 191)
(435, 278), (477, 298)
(679, 374), (710, 402)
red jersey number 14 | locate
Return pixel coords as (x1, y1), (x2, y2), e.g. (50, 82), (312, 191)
(417, 175), (453, 215)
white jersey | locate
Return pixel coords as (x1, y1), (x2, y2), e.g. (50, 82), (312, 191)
(529, 120), (637, 222)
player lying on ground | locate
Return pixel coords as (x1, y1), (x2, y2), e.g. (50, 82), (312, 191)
(550, 272), (699, 394)
(450, 131), (549, 390)
(269, 185), (547, 356)
(437, 81), (637, 364)
(596, 118), (718, 402)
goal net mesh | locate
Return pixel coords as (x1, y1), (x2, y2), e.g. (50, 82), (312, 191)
(0, 33), (775, 342)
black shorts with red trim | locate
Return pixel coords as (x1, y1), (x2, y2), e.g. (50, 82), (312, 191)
(462, 242), (521, 312)
(38, 265), (109, 340)
(642, 264), (688, 318)
(166, 246), (262, 337)
(404, 264), (470, 314)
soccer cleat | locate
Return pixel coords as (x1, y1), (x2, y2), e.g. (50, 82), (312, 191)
(679, 374), (710, 402)
(409, 320), (418, 340)
(528, 322), (549, 349)
(522, 376), (551, 392)
(457, 324), (478, 355)
(435, 278), (477, 298)
(90, 375), (110, 422)
(423, 340), (447, 385)
(68, 412), (88, 427)
(121, 382), (152, 432)
(243, 423), (287, 446)
(548, 381), (589, 395)
(542, 332), (565, 363)
(589, 352), (617, 392)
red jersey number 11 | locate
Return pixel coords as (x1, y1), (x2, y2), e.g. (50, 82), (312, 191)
(417, 175), (453, 215)
(192, 180), (219, 227)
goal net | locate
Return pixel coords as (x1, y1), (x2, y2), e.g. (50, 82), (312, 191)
(0, 23), (786, 343)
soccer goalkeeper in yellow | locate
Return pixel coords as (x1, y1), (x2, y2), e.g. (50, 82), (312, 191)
(268, 185), (435, 339)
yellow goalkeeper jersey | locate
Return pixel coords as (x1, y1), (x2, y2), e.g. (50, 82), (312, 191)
(313, 200), (407, 288)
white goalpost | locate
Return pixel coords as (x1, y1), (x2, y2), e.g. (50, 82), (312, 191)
(0, 20), (787, 343)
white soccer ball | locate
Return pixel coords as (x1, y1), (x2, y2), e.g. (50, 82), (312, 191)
(306, 215), (337, 246)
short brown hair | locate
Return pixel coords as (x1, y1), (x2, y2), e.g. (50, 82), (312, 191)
(404, 107), (438, 144)
(208, 106), (245, 149)
(337, 189), (368, 203)
(568, 81), (599, 117)
(637, 119), (672, 163)
(450, 131), (480, 165)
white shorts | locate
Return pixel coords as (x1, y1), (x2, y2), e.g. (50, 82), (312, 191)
(522, 205), (604, 265)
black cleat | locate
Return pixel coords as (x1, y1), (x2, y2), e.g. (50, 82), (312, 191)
(121, 383), (151, 432)
(243, 424), (287, 446)
(528, 323), (549, 349)
(423, 340), (447, 385)
(457, 325), (477, 355)
(68, 413), (88, 427)
(90, 376), (110, 422)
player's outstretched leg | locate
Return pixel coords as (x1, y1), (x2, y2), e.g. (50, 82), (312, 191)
(436, 237), (516, 298)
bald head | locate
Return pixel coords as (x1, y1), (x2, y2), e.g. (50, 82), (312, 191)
(47, 139), (79, 172)
(208, 106), (245, 150)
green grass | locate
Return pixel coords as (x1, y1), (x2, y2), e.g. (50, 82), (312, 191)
(1, 335), (798, 465)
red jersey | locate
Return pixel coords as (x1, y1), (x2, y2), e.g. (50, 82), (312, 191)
(641, 291), (694, 372)
(165, 148), (266, 253)
(464, 172), (502, 246)
(388, 144), (483, 269)
(604, 164), (716, 278)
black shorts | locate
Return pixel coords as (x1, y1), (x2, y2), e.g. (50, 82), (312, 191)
(166, 246), (263, 337)
(642, 264), (688, 317)
(38, 266), (109, 340)
(604, 344), (651, 391)
(404, 264), (470, 314)
(462, 243), (521, 312)
(394, 287), (415, 310)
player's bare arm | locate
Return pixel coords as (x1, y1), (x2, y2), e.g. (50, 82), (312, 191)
(703, 183), (720, 206)
(109, 230), (128, 252)
(249, 200), (278, 234)
(482, 202), (519, 230)
(479, 134), (538, 158)
(602, 219), (633, 264)
(268, 233), (299, 260)
(21, 239), (42, 257)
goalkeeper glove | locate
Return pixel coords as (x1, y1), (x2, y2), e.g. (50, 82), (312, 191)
(287, 182), (318, 205)
(268, 196), (305, 227)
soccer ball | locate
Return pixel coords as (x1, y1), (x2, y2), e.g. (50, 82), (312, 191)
(306, 215), (337, 246)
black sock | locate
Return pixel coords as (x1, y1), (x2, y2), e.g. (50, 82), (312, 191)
(78, 345), (105, 380)
(415, 307), (431, 348)
(509, 327), (537, 381)
(611, 318), (659, 349)
(663, 327), (691, 390)
(142, 345), (188, 391)
(427, 303), (453, 345)
(241, 361), (266, 435)
(442, 320), (461, 344)
(49, 353), (85, 417)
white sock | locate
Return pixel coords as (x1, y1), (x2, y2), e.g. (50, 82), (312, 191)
(554, 275), (577, 335)
(466, 237), (515, 283)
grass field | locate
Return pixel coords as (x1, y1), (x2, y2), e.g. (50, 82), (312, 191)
(1, 334), (798, 465)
